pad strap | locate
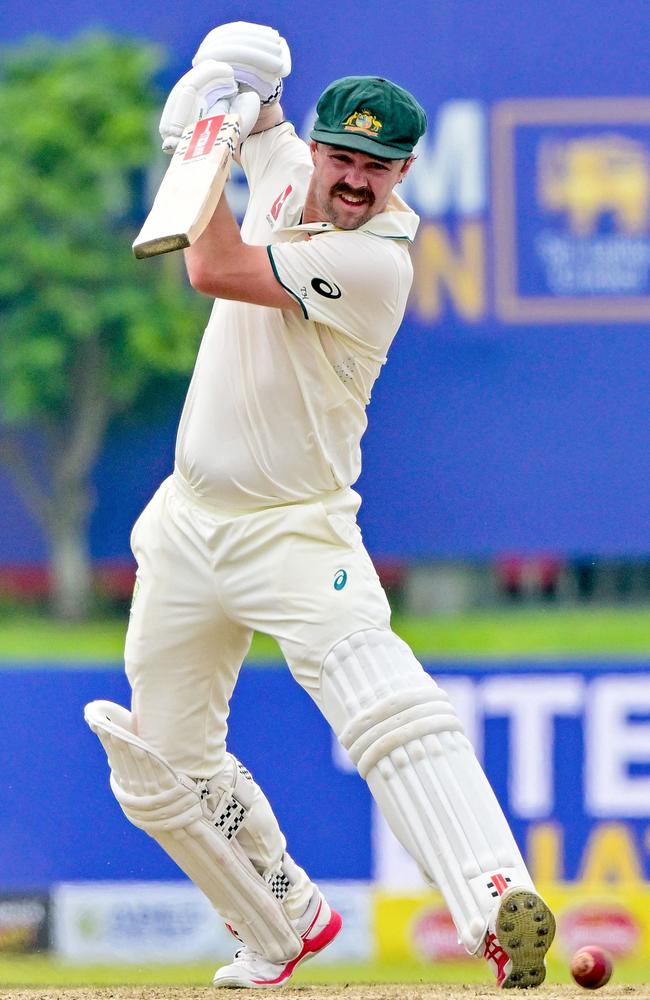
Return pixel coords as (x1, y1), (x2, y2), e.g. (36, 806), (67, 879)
(195, 755), (312, 920)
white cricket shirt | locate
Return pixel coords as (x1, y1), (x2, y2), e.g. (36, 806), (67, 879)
(174, 122), (419, 511)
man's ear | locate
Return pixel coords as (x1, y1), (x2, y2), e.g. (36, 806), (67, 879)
(400, 155), (416, 179)
(309, 140), (319, 164)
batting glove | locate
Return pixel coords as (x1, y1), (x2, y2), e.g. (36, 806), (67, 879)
(192, 21), (291, 106)
(159, 60), (238, 153)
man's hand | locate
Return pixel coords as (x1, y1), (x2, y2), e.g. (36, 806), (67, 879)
(159, 60), (238, 154)
(193, 21), (291, 106)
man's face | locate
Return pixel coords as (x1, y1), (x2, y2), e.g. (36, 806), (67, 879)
(304, 142), (413, 230)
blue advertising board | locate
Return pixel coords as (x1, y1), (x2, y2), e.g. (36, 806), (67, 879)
(1, 1), (650, 560)
(2, 661), (650, 890)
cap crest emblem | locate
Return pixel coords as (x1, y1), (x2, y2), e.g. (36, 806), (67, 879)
(342, 109), (383, 137)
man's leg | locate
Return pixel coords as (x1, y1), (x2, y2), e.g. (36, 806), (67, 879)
(318, 628), (554, 987)
(123, 480), (248, 774)
(85, 478), (333, 970)
(241, 496), (554, 989)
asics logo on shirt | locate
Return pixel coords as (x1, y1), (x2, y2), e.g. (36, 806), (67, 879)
(312, 277), (342, 299)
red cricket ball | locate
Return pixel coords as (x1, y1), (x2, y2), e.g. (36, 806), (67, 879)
(570, 945), (613, 990)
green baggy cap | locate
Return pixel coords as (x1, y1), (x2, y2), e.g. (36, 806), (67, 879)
(310, 75), (427, 160)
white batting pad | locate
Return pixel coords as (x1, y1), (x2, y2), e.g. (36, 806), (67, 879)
(197, 756), (313, 922)
(84, 700), (301, 963)
(320, 630), (534, 953)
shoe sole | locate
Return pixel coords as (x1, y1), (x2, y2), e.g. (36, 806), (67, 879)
(495, 889), (556, 989)
(213, 909), (343, 988)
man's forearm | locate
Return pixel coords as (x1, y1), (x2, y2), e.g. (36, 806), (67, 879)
(184, 194), (249, 296)
(183, 190), (298, 311)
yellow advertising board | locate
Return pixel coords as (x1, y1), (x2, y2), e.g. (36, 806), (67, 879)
(374, 883), (650, 981)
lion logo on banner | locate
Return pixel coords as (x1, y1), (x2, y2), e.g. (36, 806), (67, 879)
(538, 133), (650, 236)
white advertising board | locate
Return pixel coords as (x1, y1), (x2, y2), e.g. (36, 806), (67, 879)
(52, 880), (372, 964)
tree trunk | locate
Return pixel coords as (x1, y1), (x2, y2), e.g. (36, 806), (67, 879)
(48, 478), (94, 620)
(0, 337), (110, 620)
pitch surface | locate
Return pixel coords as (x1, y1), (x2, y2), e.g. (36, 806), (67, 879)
(2, 986), (648, 1000)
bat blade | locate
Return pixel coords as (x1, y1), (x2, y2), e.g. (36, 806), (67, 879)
(132, 112), (240, 259)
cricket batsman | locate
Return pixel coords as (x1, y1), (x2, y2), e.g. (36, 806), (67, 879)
(85, 21), (555, 989)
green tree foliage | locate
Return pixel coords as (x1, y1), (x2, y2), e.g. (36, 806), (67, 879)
(0, 33), (210, 618)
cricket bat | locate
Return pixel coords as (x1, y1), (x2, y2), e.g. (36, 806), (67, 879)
(132, 111), (241, 259)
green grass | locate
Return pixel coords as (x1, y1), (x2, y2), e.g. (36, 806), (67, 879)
(392, 606), (650, 659)
(0, 957), (477, 987)
(1, 606), (650, 662)
(1, 955), (648, 987)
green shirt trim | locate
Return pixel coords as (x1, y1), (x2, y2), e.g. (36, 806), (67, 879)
(266, 246), (309, 318)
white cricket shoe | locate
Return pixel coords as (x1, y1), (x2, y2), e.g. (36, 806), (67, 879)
(482, 887), (555, 989)
(213, 890), (342, 988)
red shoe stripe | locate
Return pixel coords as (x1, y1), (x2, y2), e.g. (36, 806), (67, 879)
(483, 931), (511, 987)
(251, 909), (343, 986)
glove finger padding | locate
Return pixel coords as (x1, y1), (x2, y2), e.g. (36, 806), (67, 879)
(193, 22), (291, 102)
(194, 39), (290, 79)
(159, 60), (238, 153)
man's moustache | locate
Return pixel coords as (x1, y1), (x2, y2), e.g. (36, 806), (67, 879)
(331, 184), (374, 204)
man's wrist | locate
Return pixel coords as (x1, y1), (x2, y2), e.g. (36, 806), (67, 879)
(248, 102), (284, 136)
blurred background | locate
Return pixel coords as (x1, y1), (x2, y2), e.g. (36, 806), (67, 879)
(1, 0), (650, 988)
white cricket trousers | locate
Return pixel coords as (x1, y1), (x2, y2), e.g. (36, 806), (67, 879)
(125, 470), (392, 776)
